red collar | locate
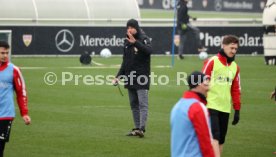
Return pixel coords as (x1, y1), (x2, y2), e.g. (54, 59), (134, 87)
(0, 61), (8, 71)
(182, 91), (207, 105)
(217, 53), (233, 66)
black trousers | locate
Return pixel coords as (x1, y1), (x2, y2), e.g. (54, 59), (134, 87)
(208, 109), (230, 144)
(0, 141), (5, 157)
(0, 120), (12, 157)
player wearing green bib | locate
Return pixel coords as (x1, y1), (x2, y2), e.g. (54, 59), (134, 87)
(202, 35), (241, 157)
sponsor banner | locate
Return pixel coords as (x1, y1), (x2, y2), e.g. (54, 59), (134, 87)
(199, 26), (263, 54)
(0, 26), (263, 55)
(138, 0), (267, 12)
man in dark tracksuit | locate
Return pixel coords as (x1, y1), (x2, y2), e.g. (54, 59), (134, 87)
(177, 0), (203, 59)
(113, 19), (152, 138)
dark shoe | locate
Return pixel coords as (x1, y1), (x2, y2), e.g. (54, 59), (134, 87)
(126, 128), (139, 136)
(178, 55), (184, 60)
(136, 130), (144, 138)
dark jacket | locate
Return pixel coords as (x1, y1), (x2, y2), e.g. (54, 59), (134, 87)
(116, 24), (152, 90)
(177, 1), (190, 34)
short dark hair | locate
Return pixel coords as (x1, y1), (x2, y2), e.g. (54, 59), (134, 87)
(0, 41), (10, 49)
(187, 71), (209, 89)
(222, 35), (239, 46)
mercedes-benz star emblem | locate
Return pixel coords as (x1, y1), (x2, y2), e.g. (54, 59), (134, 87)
(214, 0), (222, 11)
(55, 29), (74, 52)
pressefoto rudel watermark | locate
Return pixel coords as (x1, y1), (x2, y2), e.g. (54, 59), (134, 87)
(43, 71), (234, 86)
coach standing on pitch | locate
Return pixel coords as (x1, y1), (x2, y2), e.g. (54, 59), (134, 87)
(112, 19), (152, 138)
(202, 35), (241, 156)
(0, 41), (31, 157)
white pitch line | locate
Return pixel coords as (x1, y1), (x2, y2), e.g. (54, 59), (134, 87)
(66, 66), (118, 69)
(155, 65), (172, 68)
(20, 67), (48, 70)
(66, 65), (171, 69)
(92, 60), (104, 66)
(20, 65), (171, 70)
(82, 105), (127, 109)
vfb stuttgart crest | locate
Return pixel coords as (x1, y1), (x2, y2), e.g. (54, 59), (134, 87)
(22, 34), (32, 47)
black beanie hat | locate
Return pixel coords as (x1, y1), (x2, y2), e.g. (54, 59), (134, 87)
(126, 19), (140, 30)
(187, 71), (208, 89)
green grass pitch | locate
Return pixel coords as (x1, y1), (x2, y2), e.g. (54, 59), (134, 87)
(140, 9), (262, 19)
(5, 55), (276, 157)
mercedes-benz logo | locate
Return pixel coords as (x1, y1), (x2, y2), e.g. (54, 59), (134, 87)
(55, 29), (74, 52)
(214, 0), (222, 11)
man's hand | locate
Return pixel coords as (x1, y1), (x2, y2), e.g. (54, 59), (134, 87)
(23, 115), (31, 125)
(232, 110), (240, 125)
(112, 78), (119, 86)
(126, 32), (136, 44)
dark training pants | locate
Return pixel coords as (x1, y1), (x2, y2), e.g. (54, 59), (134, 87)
(178, 24), (202, 56)
(208, 109), (230, 144)
(0, 120), (12, 157)
(0, 141), (5, 157)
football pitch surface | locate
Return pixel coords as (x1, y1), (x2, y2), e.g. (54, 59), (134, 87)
(140, 9), (262, 19)
(5, 56), (276, 157)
